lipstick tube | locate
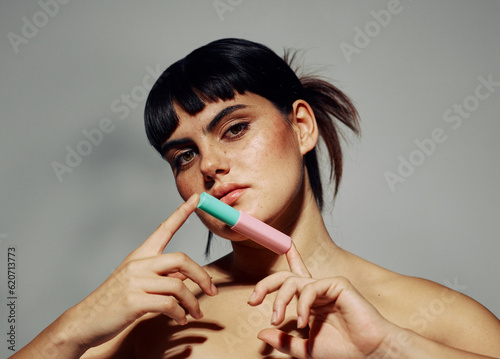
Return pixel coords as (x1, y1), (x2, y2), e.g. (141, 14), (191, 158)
(196, 192), (291, 255)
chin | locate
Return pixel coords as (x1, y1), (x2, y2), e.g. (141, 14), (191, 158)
(196, 212), (239, 240)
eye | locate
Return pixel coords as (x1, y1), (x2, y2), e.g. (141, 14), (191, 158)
(173, 149), (197, 169)
(224, 122), (249, 139)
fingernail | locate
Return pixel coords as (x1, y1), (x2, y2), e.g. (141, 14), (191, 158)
(211, 283), (218, 295)
(247, 291), (257, 304)
(178, 317), (188, 326)
(195, 309), (204, 319)
(297, 315), (304, 328)
(271, 311), (278, 325)
(187, 194), (199, 206)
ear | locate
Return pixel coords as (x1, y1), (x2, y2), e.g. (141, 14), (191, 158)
(291, 99), (319, 155)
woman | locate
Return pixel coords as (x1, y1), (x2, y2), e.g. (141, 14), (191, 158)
(12, 38), (500, 358)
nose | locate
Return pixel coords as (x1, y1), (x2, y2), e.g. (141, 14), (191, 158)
(199, 148), (230, 183)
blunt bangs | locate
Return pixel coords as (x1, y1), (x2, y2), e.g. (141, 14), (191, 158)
(144, 38), (303, 155)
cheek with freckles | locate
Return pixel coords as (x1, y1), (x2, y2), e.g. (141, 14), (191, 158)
(261, 123), (302, 177)
(239, 120), (305, 216)
(175, 170), (203, 202)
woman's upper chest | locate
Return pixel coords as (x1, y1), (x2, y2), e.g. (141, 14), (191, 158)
(133, 284), (303, 358)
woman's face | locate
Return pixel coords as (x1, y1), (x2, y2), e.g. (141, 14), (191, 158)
(162, 92), (309, 241)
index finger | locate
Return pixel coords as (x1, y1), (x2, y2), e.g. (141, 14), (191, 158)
(135, 193), (200, 257)
(285, 242), (311, 278)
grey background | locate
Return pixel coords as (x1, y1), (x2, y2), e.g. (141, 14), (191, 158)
(1, 0), (499, 355)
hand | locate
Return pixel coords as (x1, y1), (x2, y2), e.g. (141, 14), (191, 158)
(248, 246), (397, 358)
(66, 194), (218, 350)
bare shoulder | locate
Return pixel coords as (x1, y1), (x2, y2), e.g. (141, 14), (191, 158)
(352, 257), (500, 355)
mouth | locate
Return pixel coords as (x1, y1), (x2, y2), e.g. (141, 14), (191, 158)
(213, 184), (248, 206)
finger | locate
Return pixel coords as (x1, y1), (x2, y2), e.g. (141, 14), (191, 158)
(296, 278), (345, 328)
(164, 272), (187, 281)
(272, 276), (316, 326)
(285, 242), (311, 278)
(146, 294), (190, 326)
(138, 276), (204, 320)
(123, 291), (190, 326)
(148, 252), (218, 296)
(248, 271), (297, 306)
(136, 194), (199, 256)
(257, 328), (310, 359)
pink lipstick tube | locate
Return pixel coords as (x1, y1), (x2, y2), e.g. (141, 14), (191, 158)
(197, 192), (291, 255)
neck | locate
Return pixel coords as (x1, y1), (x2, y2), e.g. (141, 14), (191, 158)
(229, 187), (342, 280)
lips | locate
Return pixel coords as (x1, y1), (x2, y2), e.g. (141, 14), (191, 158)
(212, 184), (247, 206)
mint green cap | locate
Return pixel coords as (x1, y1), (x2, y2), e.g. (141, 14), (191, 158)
(197, 192), (240, 227)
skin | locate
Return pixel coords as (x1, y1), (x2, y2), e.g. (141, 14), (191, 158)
(11, 92), (500, 358)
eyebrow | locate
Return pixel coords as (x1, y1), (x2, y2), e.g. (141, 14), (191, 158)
(160, 104), (248, 155)
(204, 104), (247, 133)
(161, 138), (192, 158)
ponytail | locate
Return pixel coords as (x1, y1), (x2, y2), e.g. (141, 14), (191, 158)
(285, 51), (361, 209)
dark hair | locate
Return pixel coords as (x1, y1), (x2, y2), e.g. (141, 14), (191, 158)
(145, 39), (360, 254)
